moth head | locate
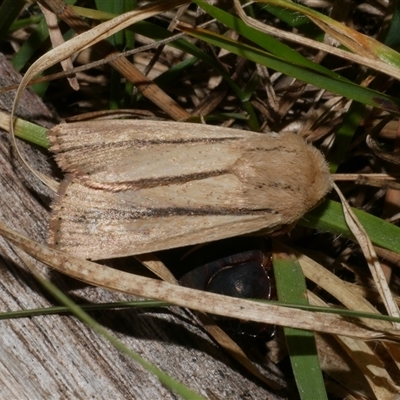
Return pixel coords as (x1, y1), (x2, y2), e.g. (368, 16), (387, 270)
(231, 133), (332, 220)
(305, 146), (332, 210)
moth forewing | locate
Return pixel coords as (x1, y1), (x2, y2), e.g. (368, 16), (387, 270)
(48, 121), (332, 260)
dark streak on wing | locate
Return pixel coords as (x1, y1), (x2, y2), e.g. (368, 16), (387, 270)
(84, 169), (231, 190)
(266, 182), (296, 191)
(147, 206), (278, 217)
(250, 145), (286, 152)
(72, 206), (278, 222)
(134, 137), (241, 145)
(131, 169), (232, 188)
(59, 136), (243, 153)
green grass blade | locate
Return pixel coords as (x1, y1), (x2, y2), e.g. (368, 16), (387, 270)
(273, 246), (328, 400)
(193, 0), (342, 79)
(384, 1), (400, 48)
(14, 119), (50, 148)
(12, 17), (49, 72)
(328, 102), (366, 173)
(0, 0), (25, 40)
(0, 111), (49, 148)
(182, 28), (400, 114)
(302, 199), (400, 254)
(0, 300), (169, 320)
(94, 0), (137, 109)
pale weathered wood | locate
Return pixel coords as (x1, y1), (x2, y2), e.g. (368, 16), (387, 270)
(0, 53), (285, 399)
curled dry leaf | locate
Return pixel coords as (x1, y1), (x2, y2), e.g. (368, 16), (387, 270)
(366, 133), (400, 164)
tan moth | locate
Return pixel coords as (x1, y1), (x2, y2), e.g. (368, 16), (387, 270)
(48, 119), (332, 260)
(3, 1), (332, 262)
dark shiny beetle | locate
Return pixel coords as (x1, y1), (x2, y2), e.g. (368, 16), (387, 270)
(180, 250), (275, 337)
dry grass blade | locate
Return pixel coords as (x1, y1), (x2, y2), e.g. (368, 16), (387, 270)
(309, 292), (400, 399)
(198, 314), (284, 390)
(234, 0), (400, 80)
(367, 133), (400, 164)
(334, 173), (400, 190)
(333, 183), (400, 327)
(135, 253), (178, 284)
(0, 219), (395, 341)
(38, 3), (79, 90)
(295, 246), (389, 328)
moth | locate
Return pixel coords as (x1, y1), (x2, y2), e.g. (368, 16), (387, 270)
(48, 120), (332, 260)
